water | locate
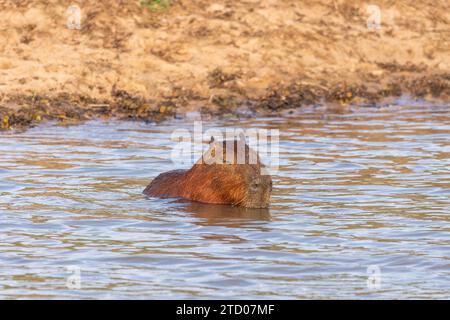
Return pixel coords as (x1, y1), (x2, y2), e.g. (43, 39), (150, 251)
(0, 105), (449, 299)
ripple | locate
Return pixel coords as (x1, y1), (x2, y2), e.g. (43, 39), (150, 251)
(0, 105), (449, 299)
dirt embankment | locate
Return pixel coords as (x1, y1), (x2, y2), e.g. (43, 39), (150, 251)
(0, 0), (449, 129)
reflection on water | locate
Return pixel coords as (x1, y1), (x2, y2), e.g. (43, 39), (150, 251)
(181, 202), (271, 225)
(0, 105), (449, 299)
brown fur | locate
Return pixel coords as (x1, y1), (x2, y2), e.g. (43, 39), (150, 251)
(143, 139), (272, 208)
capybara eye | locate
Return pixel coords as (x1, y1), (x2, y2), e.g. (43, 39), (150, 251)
(251, 182), (259, 190)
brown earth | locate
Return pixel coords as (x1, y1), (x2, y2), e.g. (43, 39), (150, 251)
(0, 0), (449, 130)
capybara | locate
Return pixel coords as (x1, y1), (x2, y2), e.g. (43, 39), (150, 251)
(143, 135), (272, 208)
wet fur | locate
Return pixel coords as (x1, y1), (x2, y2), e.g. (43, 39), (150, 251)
(143, 140), (272, 208)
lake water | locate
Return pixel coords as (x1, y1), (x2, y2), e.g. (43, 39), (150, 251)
(0, 104), (449, 299)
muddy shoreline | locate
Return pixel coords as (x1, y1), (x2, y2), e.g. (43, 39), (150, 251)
(1, 71), (448, 130)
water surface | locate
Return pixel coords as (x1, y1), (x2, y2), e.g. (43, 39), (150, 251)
(0, 105), (449, 299)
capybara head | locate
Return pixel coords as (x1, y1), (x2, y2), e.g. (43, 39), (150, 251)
(183, 135), (272, 208)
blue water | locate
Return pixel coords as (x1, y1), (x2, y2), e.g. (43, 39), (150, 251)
(0, 105), (449, 299)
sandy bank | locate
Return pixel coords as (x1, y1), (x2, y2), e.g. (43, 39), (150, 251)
(0, 0), (449, 129)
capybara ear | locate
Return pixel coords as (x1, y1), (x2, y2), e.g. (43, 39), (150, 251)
(239, 132), (246, 143)
(209, 136), (215, 144)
